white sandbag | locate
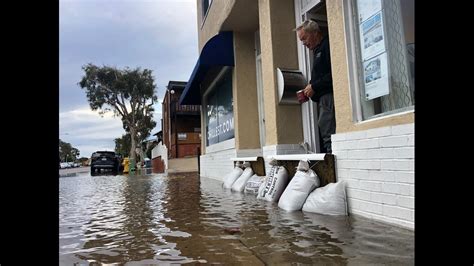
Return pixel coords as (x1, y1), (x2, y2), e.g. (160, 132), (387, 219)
(257, 165), (289, 202)
(222, 167), (243, 189)
(244, 174), (265, 194)
(302, 181), (348, 216)
(257, 176), (267, 196)
(231, 166), (254, 192)
(278, 160), (320, 211)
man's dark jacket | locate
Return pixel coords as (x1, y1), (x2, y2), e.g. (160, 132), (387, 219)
(310, 36), (333, 102)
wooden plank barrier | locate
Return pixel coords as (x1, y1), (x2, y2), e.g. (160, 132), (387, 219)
(267, 154), (336, 187)
(229, 156), (266, 177)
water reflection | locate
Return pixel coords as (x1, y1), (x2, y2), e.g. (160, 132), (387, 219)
(59, 172), (414, 265)
(75, 175), (166, 263)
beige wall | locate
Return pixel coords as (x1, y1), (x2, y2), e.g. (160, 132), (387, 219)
(197, 0), (234, 155)
(233, 32), (260, 150)
(197, 0), (235, 52)
(258, 0), (303, 145)
(326, 0), (414, 133)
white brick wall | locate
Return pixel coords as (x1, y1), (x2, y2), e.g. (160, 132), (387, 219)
(151, 142), (168, 169)
(333, 123), (414, 229)
(199, 143), (304, 182)
(200, 148), (237, 181)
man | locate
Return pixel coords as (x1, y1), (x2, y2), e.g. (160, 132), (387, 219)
(296, 20), (336, 153)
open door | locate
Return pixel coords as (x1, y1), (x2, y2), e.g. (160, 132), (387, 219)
(294, 0), (329, 153)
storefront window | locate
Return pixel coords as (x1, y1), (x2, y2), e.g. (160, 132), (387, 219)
(346, 0), (414, 121)
(205, 69), (234, 146)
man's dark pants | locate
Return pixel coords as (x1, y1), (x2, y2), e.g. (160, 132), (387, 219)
(318, 93), (336, 153)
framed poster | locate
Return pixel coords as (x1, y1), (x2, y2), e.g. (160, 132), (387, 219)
(357, 0), (382, 22)
(359, 11), (386, 60)
(363, 52), (390, 100)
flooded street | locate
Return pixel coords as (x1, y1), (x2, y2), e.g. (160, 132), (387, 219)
(60, 172), (414, 265)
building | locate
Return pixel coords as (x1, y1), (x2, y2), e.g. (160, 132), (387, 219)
(162, 81), (201, 159)
(153, 130), (163, 144)
(179, 0), (414, 229)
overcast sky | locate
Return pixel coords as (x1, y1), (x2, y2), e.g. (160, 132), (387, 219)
(60, 0), (198, 158)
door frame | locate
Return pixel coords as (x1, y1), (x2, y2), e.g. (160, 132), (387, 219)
(294, 0), (327, 153)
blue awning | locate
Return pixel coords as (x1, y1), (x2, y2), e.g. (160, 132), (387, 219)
(179, 31), (234, 105)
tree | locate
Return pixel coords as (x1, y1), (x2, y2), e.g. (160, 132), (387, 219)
(79, 64), (157, 162)
(146, 141), (157, 159)
(78, 157), (89, 166)
(59, 139), (80, 162)
(131, 111), (156, 162)
(115, 133), (131, 157)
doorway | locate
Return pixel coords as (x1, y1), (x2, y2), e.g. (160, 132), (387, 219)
(294, 0), (329, 153)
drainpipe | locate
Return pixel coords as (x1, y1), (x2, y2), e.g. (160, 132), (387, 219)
(175, 109), (178, 158)
(167, 89), (172, 158)
(169, 89), (176, 158)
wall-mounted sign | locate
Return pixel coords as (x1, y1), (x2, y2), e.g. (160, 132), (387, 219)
(360, 11), (385, 60)
(363, 52), (390, 100)
(357, 0), (389, 101)
(178, 133), (187, 140)
(357, 0), (382, 22)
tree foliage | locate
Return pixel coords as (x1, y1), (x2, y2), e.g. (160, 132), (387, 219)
(78, 64), (157, 162)
(145, 141), (157, 159)
(115, 134), (131, 157)
(78, 157), (89, 164)
(59, 139), (80, 162)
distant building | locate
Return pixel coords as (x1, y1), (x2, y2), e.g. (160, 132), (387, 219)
(162, 81), (201, 158)
(153, 130), (163, 144)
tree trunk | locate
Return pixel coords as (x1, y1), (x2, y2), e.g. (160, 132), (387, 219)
(129, 127), (137, 162)
(139, 145), (146, 165)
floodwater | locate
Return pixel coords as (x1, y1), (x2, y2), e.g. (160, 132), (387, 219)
(60, 172), (414, 265)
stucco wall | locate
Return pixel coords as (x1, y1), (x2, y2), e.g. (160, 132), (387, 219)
(326, 0), (414, 134)
(258, 0), (303, 146)
(233, 32), (260, 150)
(197, 0), (235, 52)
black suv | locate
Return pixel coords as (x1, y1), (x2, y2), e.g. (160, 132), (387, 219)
(90, 151), (120, 175)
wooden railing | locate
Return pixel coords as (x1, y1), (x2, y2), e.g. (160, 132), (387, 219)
(175, 105), (200, 112)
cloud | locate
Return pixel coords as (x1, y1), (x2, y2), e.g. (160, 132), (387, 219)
(60, 104), (163, 158)
(60, 107), (124, 154)
(60, 0), (198, 112)
(60, 0), (196, 158)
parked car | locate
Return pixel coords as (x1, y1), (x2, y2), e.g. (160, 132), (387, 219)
(90, 151), (120, 175)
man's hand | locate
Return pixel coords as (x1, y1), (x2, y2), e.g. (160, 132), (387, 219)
(304, 84), (314, 98)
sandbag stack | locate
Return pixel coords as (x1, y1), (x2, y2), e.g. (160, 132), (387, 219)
(278, 160), (320, 211)
(257, 159), (289, 202)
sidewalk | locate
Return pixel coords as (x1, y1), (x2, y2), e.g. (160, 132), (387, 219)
(167, 157), (199, 173)
(59, 166), (90, 176)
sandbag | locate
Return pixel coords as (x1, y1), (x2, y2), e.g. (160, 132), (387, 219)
(278, 160), (320, 211)
(302, 181), (348, 216)
(244, 174), (265, 194)
(231, 166), (254, 192)
(257, 165), (289, 202)
(222, 167), (243, 189)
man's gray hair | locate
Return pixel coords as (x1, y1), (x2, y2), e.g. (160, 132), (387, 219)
(294, 20), (320, 33)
